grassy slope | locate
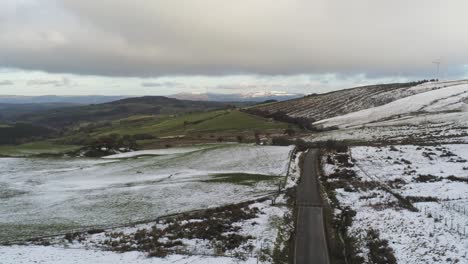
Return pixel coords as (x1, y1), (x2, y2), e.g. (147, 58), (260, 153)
(87, 110), (288, 138)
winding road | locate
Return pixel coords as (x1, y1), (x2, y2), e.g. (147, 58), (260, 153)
(294, 149), (330, 264)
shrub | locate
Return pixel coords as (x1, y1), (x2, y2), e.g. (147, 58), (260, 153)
(414, 174), (441, 182)
(294, 138), (312, 151)
(283, 128), (295, 136)
(366, 229), (397, 264)
(324, 140), (348, 152)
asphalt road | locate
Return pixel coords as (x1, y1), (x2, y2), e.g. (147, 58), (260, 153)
(294, 149), (330, 264)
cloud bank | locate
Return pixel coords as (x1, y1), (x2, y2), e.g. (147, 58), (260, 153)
(0, 0), (467, 78)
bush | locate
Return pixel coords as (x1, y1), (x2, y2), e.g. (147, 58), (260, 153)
(294, 138), (312, 151)
(366, 229), (397, 264)
(283, 128), (295, 136)
(324, 140), (348, 152)
(414, 174), (441, 182)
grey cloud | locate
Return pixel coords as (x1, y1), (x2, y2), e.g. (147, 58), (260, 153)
(27, 77), (70, 87)
(0, 0), (468, 78)
(141, 81), (182, 88)
(0, 80), (13, 86)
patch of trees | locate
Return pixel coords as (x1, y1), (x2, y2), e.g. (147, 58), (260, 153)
(271, 137), (349, 153)
(256, 99), (278, 105)
(0, 123), (55, 144)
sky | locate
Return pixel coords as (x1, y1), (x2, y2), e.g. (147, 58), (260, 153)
(1, 0), (468, 96)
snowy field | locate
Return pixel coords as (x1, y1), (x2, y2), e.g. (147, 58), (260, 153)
(0, 197), (289, 264)
(0, 144), (293, 243)
(102, 146), (212, 159)
(0, 247), (260, 264)
(323, 144), (468, 263)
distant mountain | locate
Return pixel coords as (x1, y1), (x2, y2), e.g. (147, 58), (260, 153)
(0, 95), (127, 104)
(169, 91), (303, 102)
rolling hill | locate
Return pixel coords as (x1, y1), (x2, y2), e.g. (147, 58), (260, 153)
(248, 79), (468, 144)
(14, 96), (232, 128)
(0, 103), (80, 122)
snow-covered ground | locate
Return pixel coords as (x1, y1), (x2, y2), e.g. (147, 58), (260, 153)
(323, 145), (468, 263)
(1, 144), (298, 264)
(0, 144), (293, 243)
(0, 197), (288, 264)
(0, 246), (258, 264)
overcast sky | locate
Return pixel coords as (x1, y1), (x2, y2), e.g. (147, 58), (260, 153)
(1, 0), (467, 96)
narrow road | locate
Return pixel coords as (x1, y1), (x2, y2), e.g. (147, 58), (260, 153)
(294, 149), (330, 264)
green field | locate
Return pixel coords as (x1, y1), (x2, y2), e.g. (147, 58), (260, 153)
(0, 142), (81, 157)
(83, 110), (288, 138)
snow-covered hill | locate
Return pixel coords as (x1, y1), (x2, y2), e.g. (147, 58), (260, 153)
(253, 80), (458, 122)
(314, 80), (468, 129)
(285, 79), (468, 143)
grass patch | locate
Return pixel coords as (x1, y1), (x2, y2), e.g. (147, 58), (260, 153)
(188, 111), (288, 132)
(203, 173), (281, 186)
(0, 141), (81, 157)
